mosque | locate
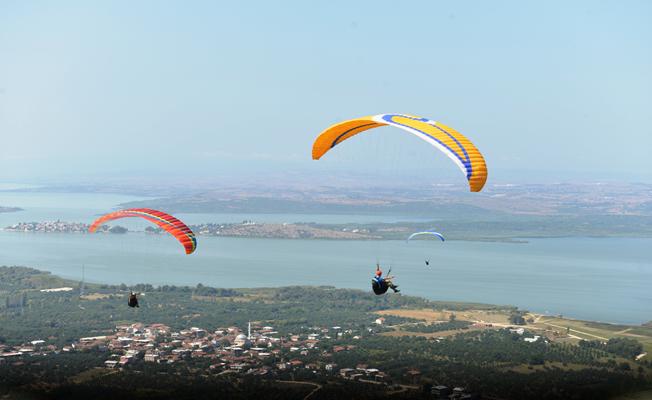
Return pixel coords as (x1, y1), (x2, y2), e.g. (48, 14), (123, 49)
(233, 322), (252, 349)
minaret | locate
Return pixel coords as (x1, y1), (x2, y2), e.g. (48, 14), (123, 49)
(81, 265), (85, 297)
(247, 321), (251, 339)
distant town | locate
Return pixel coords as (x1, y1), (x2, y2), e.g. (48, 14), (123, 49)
(2, 220), (377, 240)
(4, 221), (94, 234)
(0, 317), (546, 399)
(1, 321), (372, 378)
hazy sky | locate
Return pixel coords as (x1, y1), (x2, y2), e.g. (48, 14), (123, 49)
(1, 1), (651, 185)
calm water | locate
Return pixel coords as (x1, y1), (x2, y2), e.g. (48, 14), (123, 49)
(1, 191), (651, 324)
(0, 191), (431, 226)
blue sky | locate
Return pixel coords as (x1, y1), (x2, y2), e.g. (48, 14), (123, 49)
(1, 1), (651, 185)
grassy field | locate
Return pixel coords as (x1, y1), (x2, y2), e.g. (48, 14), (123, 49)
(376, 308), (450, 323)
(376, 308), (507, 338)
(376, 307), (652, 359)
(376, 308), (512, 325)
(381, 328), (486, 338)
(80, 293), (113, 300)
(531, 316), (652, 355)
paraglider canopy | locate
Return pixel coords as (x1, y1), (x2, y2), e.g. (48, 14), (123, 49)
(89, 208), (197, 254)
(312, 113), (488, 192)
(407, 231), (445, 242)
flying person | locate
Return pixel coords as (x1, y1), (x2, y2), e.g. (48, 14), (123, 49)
(128, 292), (139, 308)
(372, 263), (399, 295)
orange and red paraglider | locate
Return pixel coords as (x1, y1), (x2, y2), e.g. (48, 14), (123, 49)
(89, 208), (197, 254)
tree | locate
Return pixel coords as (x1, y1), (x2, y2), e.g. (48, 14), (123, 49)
(509, 313), (526, 325)
(109, 225), (128, 234)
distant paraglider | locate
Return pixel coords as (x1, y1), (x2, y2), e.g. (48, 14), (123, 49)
(407, 231), (445, 242)
(312, 113), (488, 192)
(89, 208), (197, 254)
(407, 231), (445, 268)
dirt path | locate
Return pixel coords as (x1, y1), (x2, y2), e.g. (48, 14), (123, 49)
(276, 380), (322, 400)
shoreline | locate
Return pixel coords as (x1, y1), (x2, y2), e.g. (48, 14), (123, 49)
(0, 207), (23, 213)
(34, 268), (652, 327)
(3, 220), (652, 243)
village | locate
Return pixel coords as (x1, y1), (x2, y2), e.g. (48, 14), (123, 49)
(0, 316), (548, 399)
(0, 320), (394, 382)
(2, 219), (376, 240)
(4, 221), (92, 233)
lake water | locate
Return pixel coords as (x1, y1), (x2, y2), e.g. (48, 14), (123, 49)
(1, 190), (651, 325)
(0, 191), (431, 226)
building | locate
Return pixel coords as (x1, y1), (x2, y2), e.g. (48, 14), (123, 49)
(374, 372), (390, 383)
(80, 336), (108, 342)
(432, 385), (451, 398)
(509, 328), (525, 335)
(39, 287), (74, 293)
(234, 334), (251, 349)
(325, 363), (338, 372)
(349, 373), (364, 381)
(405, 369), (421, 384)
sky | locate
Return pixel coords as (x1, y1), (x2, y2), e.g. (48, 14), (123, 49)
(1, 0), (651, 186)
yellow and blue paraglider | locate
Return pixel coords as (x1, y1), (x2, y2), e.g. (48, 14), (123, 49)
(312, 113), (488, 192)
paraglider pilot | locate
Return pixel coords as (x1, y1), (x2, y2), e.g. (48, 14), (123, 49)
(372, 263), (399, 295)
(128, 292), (139, 308)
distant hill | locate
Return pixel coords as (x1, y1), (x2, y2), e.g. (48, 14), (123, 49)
(0, 266), (77, 292)
(121, 196), (499, 219)
(119, 182), (652, 218)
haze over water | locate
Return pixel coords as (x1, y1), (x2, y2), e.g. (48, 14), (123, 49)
(1, 191), (650, 325)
